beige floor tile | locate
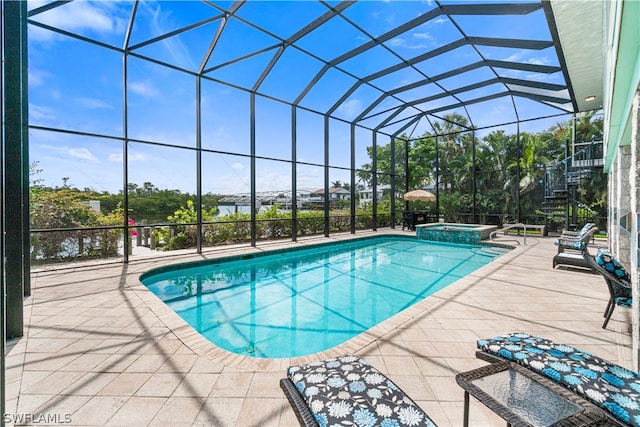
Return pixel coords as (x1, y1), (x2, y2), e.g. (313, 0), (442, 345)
(104, 396), (167, 426)
(16, 394), (55, 415)
(98, 372), (153, 396)
(148, 396), (204, 426)
(21, 371), (86, 396)
(93, 353), (141, 372)
(171, 373), (218, 397)
(156, 354), (198, 373)
(247, 372), (284, 398)
(136, 372), (184, 397)
(193, 397), (244, 426)
(61, 395), (130, 426)
(414, 356), (455, 377)
(58, 352), (112, 372)
(278, 399), (302, 427)
(34, 394), (93, 421)
(211, 371), (254, 398)
(143, 338), (183, 356)
(64, 372), (120, 396)
(22, 352), (81, 371)
(392, 373), (437, 400)
(235, 398), (283, 427)
(124, 354), (171, 373)
(382, 355), (422, 376)
(189, 356), (225, 374)
(426, 376), (464, 402)
(90, 338), (131, 354)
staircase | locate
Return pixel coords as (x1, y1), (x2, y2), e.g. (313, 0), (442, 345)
(542, 141), (602, 231)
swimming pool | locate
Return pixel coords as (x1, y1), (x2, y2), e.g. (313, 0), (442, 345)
(141, 236), (509, 358)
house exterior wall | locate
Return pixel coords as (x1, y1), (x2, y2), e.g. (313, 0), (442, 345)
(603, 0), (640, 370)
(632, 91), (640, 369)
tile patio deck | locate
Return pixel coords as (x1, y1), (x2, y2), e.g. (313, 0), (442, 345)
(5, 230), (632, 426)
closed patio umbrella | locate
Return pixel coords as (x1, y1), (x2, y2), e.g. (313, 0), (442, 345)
(403, 189), (436, 202)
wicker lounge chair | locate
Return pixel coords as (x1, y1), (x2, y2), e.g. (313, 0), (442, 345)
(561, 222), (596, 238)
(552, 226), (598, 270)
(281, 354), (437, 427)
(584, 248), (632, 329)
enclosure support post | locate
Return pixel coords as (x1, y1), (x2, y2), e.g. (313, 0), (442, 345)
(516, 124), (521, 223)
(323, 116), (330, 237)
(390, 136), (396, 229)
(3, 0), (27, 338)
(291, 106), (298, 241)
(195, 77), (203, 253)
(435, 136), (439, 219)
(372, 132), (378, 230)
(404, 138), (410, 212)
(250, 93), (257, 246)
(472, 129), (477, 223)
(350, 124), (356, 234)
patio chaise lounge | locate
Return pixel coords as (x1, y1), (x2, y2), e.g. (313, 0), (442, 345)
(561, 222), (597, 238)
(477, 332), (640, 426)
(552, 225), (599, 270)
(583, 248), (633, 329)
(280, 354), (437, 427)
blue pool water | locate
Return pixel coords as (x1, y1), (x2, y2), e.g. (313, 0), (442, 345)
(141, 236), (509, 358)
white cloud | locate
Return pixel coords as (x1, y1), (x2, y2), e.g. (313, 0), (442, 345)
(108, 152), (146, 162)
(141, 1), (197, 70)
(337, 99), (363, 120)
(128, 80), (160, 98)
(69, 148), (99, 162)
(432, 17), (449, 25)
(504, 51), (551, 66)
(28, 67), (50, 88)
(388, 36), (431, 50)
(29, 103), (57, 123)
(413, 32), (434, 41)
(28, 1), (117, 42)
(75, 97), (114, 110)
(231, 163), (244, 171)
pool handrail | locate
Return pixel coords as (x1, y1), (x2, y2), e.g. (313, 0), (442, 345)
(490, 222), (527, 245)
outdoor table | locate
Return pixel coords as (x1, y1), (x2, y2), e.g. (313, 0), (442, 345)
(455, 360), (607, 427)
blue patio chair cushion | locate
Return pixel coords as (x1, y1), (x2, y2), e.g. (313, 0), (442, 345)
(615, 296), (633, 308)
(554, 239), (586, 251)
(477, 332), (640, 426)
(579, 223), (596, 238)
(596, 249), (632, 287)
(570, 240), (586, 251)
(287, 354), (437, 427)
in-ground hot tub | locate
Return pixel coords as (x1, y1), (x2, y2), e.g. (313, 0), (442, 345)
(416, 223), (497, 244)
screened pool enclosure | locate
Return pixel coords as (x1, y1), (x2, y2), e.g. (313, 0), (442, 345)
(4, 0), (605, 269)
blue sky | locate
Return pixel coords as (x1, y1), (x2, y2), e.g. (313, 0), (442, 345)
(27, 0), (573, 195)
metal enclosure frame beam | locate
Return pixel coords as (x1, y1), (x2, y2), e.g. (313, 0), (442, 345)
(3, 0), (28, 340)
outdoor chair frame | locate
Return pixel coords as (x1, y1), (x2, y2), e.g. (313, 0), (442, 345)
(583, 251), (632, 329)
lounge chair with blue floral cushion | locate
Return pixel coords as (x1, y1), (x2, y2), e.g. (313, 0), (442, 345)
(561, 222), (596, 238)
(552, 226), (599, 270)
(584, 248), (633, 329)
(280, 354), (437, 427)
(477, 332), (640, 426)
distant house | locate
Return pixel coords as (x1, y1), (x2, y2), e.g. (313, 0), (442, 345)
(358, 187), (387, 205)
(312, 187), (351, 201)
